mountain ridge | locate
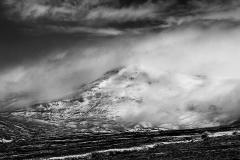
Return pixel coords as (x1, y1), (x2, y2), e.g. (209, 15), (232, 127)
(1, 66), (240, 142)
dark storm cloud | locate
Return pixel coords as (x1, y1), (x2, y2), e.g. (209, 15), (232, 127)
(2, 0), (240, 33)
(1, 0), (156, 24)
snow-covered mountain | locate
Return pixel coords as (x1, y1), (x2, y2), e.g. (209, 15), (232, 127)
(1, 66), (240, 141)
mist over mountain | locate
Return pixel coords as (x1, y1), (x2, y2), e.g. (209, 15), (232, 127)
(0, 0), (240, 130)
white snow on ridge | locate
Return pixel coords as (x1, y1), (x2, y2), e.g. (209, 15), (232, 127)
(209, 130), (240, 137)
(0, 139), (13, 143)
(48, 140), (199, 160)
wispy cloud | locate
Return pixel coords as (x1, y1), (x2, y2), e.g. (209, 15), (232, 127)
(39, 26), (124, 36)
(2, 0), (156, 22)
(85, 5), (157, 22)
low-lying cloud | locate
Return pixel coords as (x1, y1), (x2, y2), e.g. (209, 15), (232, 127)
(85, 5), (156, 23)
(0, 42), (128, 110)
(90, 21), (238, 129)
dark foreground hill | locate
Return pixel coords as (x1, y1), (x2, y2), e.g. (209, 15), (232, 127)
(0, 124), (239, 159)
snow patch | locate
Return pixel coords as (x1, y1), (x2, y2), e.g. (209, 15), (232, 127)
(48, 140), (197, 160)
(0, 139), (13, 143)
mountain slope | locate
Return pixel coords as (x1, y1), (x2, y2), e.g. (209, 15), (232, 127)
(0, 66), (240, 142)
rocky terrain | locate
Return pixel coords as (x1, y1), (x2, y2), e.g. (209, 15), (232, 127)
(0, 124), (239, 159)
(0, 67), (153, 142)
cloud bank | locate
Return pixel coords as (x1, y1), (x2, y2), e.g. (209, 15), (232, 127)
(0, 41), (128, 110)
(115, 23), (240, 128)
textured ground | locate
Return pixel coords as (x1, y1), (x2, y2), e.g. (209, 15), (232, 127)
(0, 125), (239, 160)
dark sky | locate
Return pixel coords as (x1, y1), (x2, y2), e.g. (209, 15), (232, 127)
(0, 0), (239, 70)
(0, 0), (239, 73)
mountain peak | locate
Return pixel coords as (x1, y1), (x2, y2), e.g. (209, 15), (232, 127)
(1, 66), (239, 141)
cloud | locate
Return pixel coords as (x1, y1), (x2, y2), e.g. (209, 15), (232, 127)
(85, 5), (156, 22)
(2, 0), (156, 22)
(166, 5), (240, 26)
(203, 8), (240, 21)
(39, 25), (124, 36)
(0, 39), (130, 110)
(4, 0), (79, 21)
(111, 21), (240, 128)
(3, 0), (240, 33)
(113, 66), (240, 129)
(128, 22), (240, 79)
